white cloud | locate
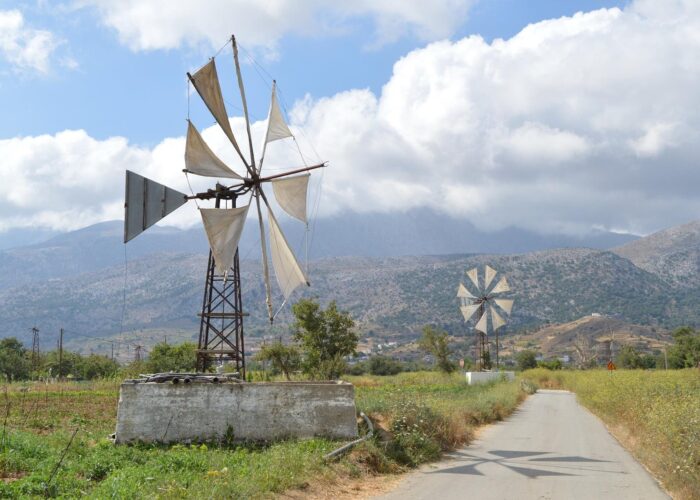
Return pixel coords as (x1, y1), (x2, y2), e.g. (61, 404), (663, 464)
(3, 0), (700, 237)
(0, 9), (61, 73)
(78, 0), (476, 52)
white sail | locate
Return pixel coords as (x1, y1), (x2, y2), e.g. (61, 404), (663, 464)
(457, 282), (475, 299)
(189, 59), (245, 163)
(272, 173), (309, 223)
(460, 304), (480, 322)
(475, 310), (488, 334)
(268, 206), (309, 299)
(494, 298), (514, 315)
(490, 306), (507, 330)
(200, 205), (249, 276)
(490, 276), (510, 294)
(484, 265), (497, 290)
(265, 82), (293, 144)
(185, 121), (242, 179)
(466, 267), (479, 289)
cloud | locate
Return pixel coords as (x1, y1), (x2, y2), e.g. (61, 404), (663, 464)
(3, 0), (700, 237)
(0, 9), (62, 73)
(78, 0), (476, 52)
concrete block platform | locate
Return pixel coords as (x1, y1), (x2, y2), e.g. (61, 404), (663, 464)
(115, 380), (358, 444)
(465, 371), (515, 385)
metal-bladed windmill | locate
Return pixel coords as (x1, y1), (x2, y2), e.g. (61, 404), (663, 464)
(457, 265), (514, 371)
(123, 36), (324, 375)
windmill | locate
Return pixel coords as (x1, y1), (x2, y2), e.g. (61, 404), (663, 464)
(123, 36), (324, 376)
(457, 265), (514, 371)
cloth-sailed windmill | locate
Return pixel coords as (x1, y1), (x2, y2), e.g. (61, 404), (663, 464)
(123, 36), (325, 375)
(457, 265), (514, 371)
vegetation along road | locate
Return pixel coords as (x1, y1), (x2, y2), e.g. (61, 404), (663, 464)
(378, 389), (669, 500)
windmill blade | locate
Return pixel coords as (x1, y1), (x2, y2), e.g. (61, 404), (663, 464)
(460, 304), (480, 322)
(484, 265), (497, 290)
(267, 204), (310, 299)
(259, 81), (293, 171)
(254, 190), (274, 322)
(232, 36), (256, 170)
(271, 173), (309, 223)
(475, 309), (488, 334)
(124, 170), (187, 243)
(490, 276), (510, 294)
(494, 298), (514, 315)
(490, 305), (507, 331)
(199, 205), (249, 275)
(187, 59), (250, 171)
(466, 267), (479, 289)
(457, 283), (475, 299)
(184, 121), (242, 179)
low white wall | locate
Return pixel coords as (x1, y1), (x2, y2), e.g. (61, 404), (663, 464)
(115, 381), (358, 444)
(465, 371), (515, 385)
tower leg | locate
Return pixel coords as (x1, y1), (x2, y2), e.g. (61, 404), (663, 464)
(196, 194), (246, 377)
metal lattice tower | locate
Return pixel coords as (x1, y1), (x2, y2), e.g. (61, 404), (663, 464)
(196, 191), (246, 373)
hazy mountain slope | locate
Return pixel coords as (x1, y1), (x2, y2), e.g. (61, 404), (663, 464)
(0, 212), (638, 291)
(614, 219), (700, 286)
(1, 248), (686, 353)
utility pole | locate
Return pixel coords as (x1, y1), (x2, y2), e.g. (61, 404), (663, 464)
(110, 342), (114, 361)
(58, 328), (63, 380)
(30, 327), (40, 374)
(134, 344), (143, 363)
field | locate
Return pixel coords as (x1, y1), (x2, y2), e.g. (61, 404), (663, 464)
(523, 368), (700, 500)
(0, 373), (525, 498)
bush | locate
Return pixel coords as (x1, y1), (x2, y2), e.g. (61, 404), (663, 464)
(368, 356), (403, 376)
(515, 350), (538, 371)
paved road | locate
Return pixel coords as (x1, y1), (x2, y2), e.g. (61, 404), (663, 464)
(377, 390), (669, 500)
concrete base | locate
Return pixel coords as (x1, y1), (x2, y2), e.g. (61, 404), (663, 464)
(115, 380), (358, 444)
(465, 371), (515, 385)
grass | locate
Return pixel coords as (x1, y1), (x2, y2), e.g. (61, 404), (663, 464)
(0, 373), (525, 498)
(522, 368), (700, 500)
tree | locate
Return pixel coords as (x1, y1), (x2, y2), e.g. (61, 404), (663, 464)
(0, 337), (30, 381)
(418, 326), (455, 373)
(538, 358), (562, 370)
(255, 341), (301, 380)
(292, 299), (358, 379)
(515, 350), (538, 371)
(77, 354), (120, 379)
(368, 355), (403, 376)
(146, 342), (197, 373)
(667, 327), (700, 368)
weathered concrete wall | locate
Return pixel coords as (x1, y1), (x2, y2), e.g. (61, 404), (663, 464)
(465, 371), (515, 385)
(115, 381), (358, 444)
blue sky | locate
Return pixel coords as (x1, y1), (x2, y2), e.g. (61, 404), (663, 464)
(3, 0), (699, 238)
(1, 0), (626, 145)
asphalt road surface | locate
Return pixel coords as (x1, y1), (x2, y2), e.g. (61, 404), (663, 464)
(377, 390), (669, 500)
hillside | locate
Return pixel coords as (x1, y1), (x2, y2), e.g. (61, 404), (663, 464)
(0, 247), (691, 356)
(614, 219), (700, 286)
(0, 212), (636, 291)
(501, 315), (672, 361)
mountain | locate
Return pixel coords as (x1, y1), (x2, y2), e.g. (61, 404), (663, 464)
(614, 219), (700, 286)
(501, 315), (672, 360)
(0, 247), (689, 355)
(3, 216), (700, 359)
(0, 211), (637, 291)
